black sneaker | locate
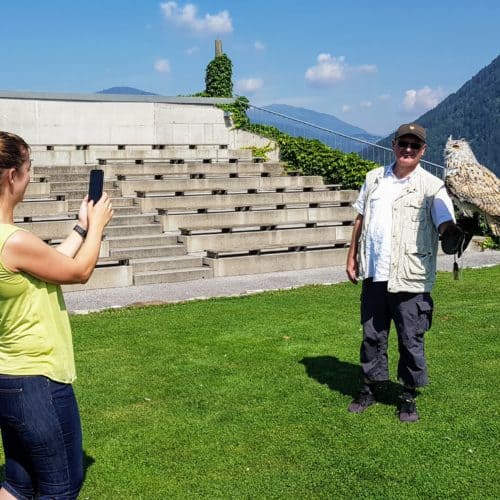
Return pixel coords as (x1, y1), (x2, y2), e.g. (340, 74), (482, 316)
(399, 397), (419, 422)
(348, 390), (376, 413)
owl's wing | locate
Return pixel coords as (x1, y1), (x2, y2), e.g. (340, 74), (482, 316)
(445, 161), (500, 217)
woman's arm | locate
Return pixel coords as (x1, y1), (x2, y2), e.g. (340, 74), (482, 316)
(2, 194), (113, 284)
(56, 197), (89, 257)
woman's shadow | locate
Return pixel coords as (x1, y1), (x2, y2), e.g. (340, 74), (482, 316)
(300, 355), (401, 406)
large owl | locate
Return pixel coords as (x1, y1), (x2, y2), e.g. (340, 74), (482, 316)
(444, 137), (500, 236)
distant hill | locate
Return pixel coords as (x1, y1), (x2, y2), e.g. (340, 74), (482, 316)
(372, 54), (500, 175)
(97, 86), (158, 96)
(247, 104), (381, 153)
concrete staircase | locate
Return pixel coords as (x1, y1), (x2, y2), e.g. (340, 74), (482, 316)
(20, 146), (357, 290)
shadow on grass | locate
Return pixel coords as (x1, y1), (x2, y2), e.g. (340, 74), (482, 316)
(0, 450), (95, 485)
(300, 355), (401, 406)
(83, 450), (95, 481)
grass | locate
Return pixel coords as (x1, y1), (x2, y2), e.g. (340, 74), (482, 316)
(1, 266), (499, 499)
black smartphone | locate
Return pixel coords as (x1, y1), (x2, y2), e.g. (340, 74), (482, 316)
(88, 169), (104, 203)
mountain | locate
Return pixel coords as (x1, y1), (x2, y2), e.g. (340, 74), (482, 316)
(372, 54), (500, 175)
(96, 86), (158, 96)
(247, 104), (381, 153)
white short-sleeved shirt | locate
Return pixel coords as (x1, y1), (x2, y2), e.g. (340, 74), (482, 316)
(353, 165), (455, 282)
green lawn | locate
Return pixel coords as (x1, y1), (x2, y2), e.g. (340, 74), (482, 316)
(2, 266), (499, 499)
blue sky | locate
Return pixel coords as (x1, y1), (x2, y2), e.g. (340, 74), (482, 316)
(1, 0), (498, 135)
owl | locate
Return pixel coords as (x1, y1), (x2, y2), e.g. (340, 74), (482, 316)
(444, 137), (500, 236)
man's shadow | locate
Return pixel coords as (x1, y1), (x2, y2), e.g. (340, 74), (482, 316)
(0, 450), (95, 483)
(300, 355), (401, 406)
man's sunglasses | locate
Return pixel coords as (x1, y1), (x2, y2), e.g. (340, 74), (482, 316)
(397, 140), (423, 150)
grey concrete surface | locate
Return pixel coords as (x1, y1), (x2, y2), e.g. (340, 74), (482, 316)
(64, 250), (500, 314)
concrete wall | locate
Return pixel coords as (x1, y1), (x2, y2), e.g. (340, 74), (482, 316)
(0, 92), (278, 161)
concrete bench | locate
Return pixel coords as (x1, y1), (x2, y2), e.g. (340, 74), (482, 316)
(25, 181), (51, 199)
(31, 146), (254, 167)
(159, 204), (357, 232)
(14, 198), (68, 219)
(181, 226), (351, 253)
(140, 189), (357, 214)
(203, 246), (349, 277)
(205, 240), (349, 259)
(17, 218), (77, 240)
(137, 185), (342, 201)
(179, 221), (319, 236)
(119, 175), (324, 196)
(61, 261), (133, 292)
(103, 163), (284, 179)
(178, 217), (353, 235)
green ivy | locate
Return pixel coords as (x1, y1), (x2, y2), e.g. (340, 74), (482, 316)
(205, 53), (233, 97)
(244, 122), (377, 189)
(218, 96), (250, 128)
(243, 142), (275, 161)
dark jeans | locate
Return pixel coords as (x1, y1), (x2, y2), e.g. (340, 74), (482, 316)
(360, 279), (434, 388)
(0, 375), (83, 500)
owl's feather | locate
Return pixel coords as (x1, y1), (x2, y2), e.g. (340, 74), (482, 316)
(444, 137), (500, 236)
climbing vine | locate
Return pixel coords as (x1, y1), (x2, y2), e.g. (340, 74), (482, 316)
(205, 53), (233, 97)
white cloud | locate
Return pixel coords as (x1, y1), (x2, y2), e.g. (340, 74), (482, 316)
(185, 46), (199, 55)
(402, 85), (447, 113)
(236, 78), (263, 94)
(160, 2), (233, 35)
(342, 105), (351, 113)
(360, 100), (373, 108)
(305, 54), (346, 86)
(305, 53), (377, 87)
(378, 94), (391, 101)
(154, 58), (170, 73)
(254, 41), (265, 51)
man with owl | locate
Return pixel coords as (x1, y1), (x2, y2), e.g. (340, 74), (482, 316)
(345, 123), (466, 422)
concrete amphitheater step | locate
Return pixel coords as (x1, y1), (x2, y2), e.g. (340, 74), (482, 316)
(118, 175), (324, 196)
(110, 244), (187, 259)
(49, 180), (116, 191)
(141, 189), (357, 214)
(103, 162), (285, 178)
(15, 199), (69, 218)
(133, 266), (213, 285)
(105, 223), (163, 237)
(160, 205), (356, 232)
(204, 246), (349, 277)
(68, 196), (136, 211)
(34, 166), (95, 176)
(106, 234), (179, 249)
(129, 254), (205, 272)
(61, 264), (133, 292)
(104, 213), (157, 226)
(52, 188), (122, 200)
(180, 225), (353, 253)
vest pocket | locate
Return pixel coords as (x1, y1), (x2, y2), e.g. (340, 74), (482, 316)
(403, 244), (431, 279)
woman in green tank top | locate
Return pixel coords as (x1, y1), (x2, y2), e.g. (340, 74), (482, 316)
(0, 131), (113, 499)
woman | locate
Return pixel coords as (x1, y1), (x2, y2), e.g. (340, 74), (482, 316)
(0, 131), (113, 499)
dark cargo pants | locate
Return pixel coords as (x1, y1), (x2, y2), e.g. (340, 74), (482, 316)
(360, 279), (433, 388)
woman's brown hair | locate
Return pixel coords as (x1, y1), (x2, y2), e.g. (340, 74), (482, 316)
(0, 131), (30, 171)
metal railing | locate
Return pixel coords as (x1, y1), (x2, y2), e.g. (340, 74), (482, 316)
(246, 103), (445, 178)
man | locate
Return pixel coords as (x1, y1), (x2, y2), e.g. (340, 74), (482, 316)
(346, 123), (464, 422)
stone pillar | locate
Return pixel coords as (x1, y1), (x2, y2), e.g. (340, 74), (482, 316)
(215, 39), (222, 57)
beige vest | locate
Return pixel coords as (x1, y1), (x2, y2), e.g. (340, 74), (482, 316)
(358, 165), (444, 293)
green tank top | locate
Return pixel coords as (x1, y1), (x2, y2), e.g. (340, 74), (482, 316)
(0, 224), (76, 383)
